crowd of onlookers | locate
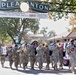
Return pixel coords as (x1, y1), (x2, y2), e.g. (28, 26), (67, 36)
(0, 39), (76, 74)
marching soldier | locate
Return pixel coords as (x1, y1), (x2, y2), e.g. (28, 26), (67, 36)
(67, 39), (76, 74)
(20, 45), (29, 70)
(28, 44), (36, 70)
(44, 45), (50, 69)
(7, 46), (13, 69)
(57, 43), (63, 69)
(36, 44), (45, 70)
(51, 43), (59, 70)
(0, 44), (7, 67)
(13, 45), (20, 70)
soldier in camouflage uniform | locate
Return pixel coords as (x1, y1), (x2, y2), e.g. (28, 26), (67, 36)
(0, 44), (7, 67)
(28, 44), (36, 70)
(57, 43), (63, 69)
(51, 43), (59, 70)
(36, 44), (45, 70)
(44, 45), (50, 69)
(20, 45), (29, 70)
(67, 39), (76, 74)
(0, 55), (5, 67)
(13, 45), (20, 70)
(7, 46), (14, 69)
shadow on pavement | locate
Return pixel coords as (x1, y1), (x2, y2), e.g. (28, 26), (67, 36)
(17, 68), (71, 74)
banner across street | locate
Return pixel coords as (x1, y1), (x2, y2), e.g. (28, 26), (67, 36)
(0, 11), (48, 19)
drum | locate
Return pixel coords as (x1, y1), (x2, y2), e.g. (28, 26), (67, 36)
(63, 57), (69, 66)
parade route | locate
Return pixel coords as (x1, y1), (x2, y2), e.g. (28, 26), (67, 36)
(0, 61), (75, 75)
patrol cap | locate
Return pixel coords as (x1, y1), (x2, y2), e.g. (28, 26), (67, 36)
(8, 45), (12, 48)
(70, 39), (74, 42)
(15, 44), (18, 47)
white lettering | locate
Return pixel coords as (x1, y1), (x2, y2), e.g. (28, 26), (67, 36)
(15, 2), (20, 6)
(35, 3), (39, 8)
(11, 2), (14, 7)
(45, 6), (49, 10)
(1, 2), (6, 7)
(7, 2), (11, 8)
(30, 2), (34, 7)
(39, 5), (44, 10)
(0, 1), (49, 12)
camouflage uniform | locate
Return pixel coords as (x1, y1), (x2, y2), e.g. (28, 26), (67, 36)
(57, 43), (63, 69)
(59, 47), (63, 69)
(36, 44), (45, 70)
(67, 40), (76, 74)
(44, 45), (50, 69)
(20, 46), (29, 70)
(74, 40), (76, 57)
(13, 45), (20, 70)
(28, 44), (36, 70)
(0, 44), (7, 67)
(19, 51), (23, 67)
(51, 43), (59, 70)
(19, 47), (24, 67)
(7, 46), (13, 69)
(0, 55), (5, 67)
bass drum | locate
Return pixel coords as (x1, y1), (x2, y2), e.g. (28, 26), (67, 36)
(63, 57), (69, 66)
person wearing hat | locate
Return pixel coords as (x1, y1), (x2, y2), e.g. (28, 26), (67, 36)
(44, 45), (50, 69)
(0, 44), (7, 67)
(36, 44), (45, 70)
(13, 44), (20, 70)
(67, 39), (76, 74)
(7, 46), (13, 69)
(28, 44), (36, 70)
(51, 43), (60, 70)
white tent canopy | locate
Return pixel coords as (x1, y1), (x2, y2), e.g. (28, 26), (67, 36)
(47, 30), (76, 42)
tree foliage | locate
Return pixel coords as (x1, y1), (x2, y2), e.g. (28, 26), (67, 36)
(69, 13), (76, 32)
(36, 0), (76, 20)
(48, 30), (57, 37)
(0, 18), (39, 44)
(40, 27), (57, 37)
(40, 27), (48, 36)
(69, 14), (76, 27)
(0, 0), (76, 44)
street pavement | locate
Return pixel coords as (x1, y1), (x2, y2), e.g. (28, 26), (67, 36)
(0, 61), (76, 75)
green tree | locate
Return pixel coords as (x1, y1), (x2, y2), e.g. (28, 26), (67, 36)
(40, 27), (48, 36)
(48, 30), (57, 37)
(35, 0), (76, 20)
(0, 30), (10, 44)
(0, 18), (39, 44)
(69, 14), (76, 27)
(69, 13), (76, 32)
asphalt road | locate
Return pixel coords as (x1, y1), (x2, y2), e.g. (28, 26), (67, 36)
(0, 61), (76, 75)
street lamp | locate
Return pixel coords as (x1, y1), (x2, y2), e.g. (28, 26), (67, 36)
(20, 2), (29, 12)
